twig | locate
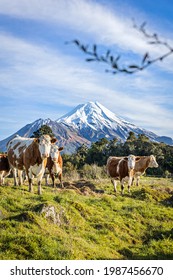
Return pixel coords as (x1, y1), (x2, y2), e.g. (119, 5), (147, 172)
(66, 20), (173, 75)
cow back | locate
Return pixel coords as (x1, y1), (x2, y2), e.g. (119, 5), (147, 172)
(7, 136), (39, 170)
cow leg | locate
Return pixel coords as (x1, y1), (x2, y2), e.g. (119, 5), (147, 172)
(0, 171), (6, 185)
(0, 171), (3, 185)
(121, 184), (124, 195)
(51, 173), (56, 188)
(27, 168), (33, 192)
(12, 168), (18, 186)
(45, 174), (49, 186)
(37, 173), (44, 195)
(59, 173), (64, 188)
(120, 178), (125, 195)
(37, 175), (43, 195)
(18, 170), (23, 186)
(0, 170), (11, 185)
(128, 176), (133, 193)
(111, 179), (117, 192)
(28, 178), (33, 193)
(136, 176), (140, 186)
(38, 181), (42, 195)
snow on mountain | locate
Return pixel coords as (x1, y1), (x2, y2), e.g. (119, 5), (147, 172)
(57, 101), (158, 142)
(57, 101), (123, 129)
(0, 101), (172, 153)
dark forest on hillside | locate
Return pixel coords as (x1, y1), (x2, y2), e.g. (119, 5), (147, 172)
(63, 132), (173, 177)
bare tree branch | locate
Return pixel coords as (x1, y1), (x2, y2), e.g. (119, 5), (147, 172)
(66, 20), (173, 75)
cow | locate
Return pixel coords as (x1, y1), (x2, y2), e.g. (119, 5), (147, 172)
(0, 154), (11, 185)
(7, 134), (56, 195)
(45, 145), (64, 188)
(132, 155), (159, 186)
(106, 155), (140, 194)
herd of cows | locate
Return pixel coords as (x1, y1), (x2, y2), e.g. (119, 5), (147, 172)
(0, 134), (63, 195)
(0, 134), (159, 195)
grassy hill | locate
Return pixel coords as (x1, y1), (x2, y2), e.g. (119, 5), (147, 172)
(0, 176), (173, 260)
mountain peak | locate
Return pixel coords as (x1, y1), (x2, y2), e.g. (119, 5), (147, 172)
(57, 101), (125, 129)
(57, 101), (149, 142)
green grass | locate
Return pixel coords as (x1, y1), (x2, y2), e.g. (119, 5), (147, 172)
(0, 176), (173, 260)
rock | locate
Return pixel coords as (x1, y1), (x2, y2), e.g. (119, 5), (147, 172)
(35, 203), (66, 225)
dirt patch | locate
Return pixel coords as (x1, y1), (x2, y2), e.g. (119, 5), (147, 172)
(62, 180), (104, 195)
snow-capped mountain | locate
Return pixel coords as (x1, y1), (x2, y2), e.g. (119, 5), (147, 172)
(57, 101), (159, 142)
(0, 101), (172, 153)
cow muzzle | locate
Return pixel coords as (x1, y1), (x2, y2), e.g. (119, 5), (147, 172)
(42, 153), (49, 159)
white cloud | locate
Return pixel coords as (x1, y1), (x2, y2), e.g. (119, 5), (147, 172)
(0, 32), (93, 95)
(0, 0), (171, 56)
(0, 0), (173, 139)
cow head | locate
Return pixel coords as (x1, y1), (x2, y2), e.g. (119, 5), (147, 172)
(50, 145), (64, 162)
(149, 155), (159, 168)
(124, 155), (141, 170)
(36, 135), (57, 159)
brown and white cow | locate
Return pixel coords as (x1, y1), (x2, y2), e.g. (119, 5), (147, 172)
(45, 145), (64, 188)
(0, 154), (11, 185)
(106, 155), (140, 194)
(7, 134), (56, 195)
(132, 155), (158, 186)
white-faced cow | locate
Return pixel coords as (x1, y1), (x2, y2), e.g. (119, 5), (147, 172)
(7, 135), (56, 194)
(106, 155), (140, 194)
(45, 145), (64, 188)
(132, 155), (158, 186)
(0, 154), (11, 185)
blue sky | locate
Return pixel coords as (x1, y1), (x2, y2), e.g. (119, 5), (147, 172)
(0, 0), (173, 140)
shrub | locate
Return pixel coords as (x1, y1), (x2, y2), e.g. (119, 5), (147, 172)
(81, 164), (106, 180)
(164, 170), (171, 178)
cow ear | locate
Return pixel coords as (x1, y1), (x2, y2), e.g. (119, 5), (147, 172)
(58, 147), (64, 151)
(123, 157), (128, 161)
(34, 138), (39, 143)
(135, 157), (141, 161)
(51, 138), (57, 144)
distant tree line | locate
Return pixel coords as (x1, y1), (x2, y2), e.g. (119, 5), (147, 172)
(63, 132), (173, 177)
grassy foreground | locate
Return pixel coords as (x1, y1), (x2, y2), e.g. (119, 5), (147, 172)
(0, 176), (173, 260)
